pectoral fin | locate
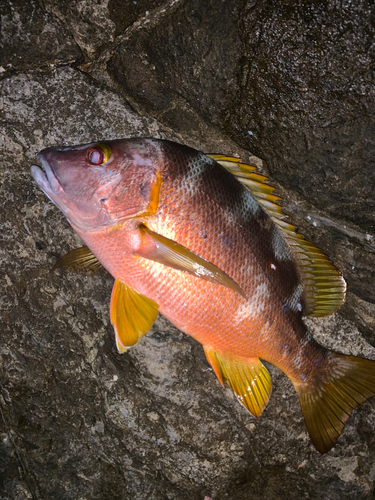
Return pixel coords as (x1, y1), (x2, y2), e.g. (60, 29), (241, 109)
(110, 279), (159, 353)
(51, 246), (102, 272)
(135, 225), (245, 297)
(204, 347), (272, 417)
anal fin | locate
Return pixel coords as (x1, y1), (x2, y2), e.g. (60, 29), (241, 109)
(110, 279), (159, 353)
(204, 347), (272, 417)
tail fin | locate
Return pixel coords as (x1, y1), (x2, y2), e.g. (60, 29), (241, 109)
(293, 352), (375, 453)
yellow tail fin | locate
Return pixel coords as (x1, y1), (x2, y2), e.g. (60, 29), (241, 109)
(293, 353), (375, 453)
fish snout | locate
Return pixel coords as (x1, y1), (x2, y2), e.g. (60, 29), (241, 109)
(32, 151), (63, 195)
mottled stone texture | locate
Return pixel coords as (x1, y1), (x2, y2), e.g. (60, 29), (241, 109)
(0, 0), (374, 499)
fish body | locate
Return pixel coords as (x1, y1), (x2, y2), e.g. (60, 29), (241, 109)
(75, 144), (308, 373)
(31, 138), (375, 453)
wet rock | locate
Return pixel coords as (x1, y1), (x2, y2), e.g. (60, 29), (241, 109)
(41, 0), (168, 60)
(341, 293), (375, 347)
(106, 0), (241, 144)
(231, 1), (375, 235)
(110, 1), (238, 117)
(0, 0), (82, 72)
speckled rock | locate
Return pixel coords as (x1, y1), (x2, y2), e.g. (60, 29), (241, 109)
(1, 1), (375, 499)
(0, 0), (82, 72)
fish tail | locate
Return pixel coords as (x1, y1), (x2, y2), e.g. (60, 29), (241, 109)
(293, 351), (375, 453)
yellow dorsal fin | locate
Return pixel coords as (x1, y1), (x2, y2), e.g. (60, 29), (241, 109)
(208, 154), (284, 216)
(281, 228), (346, 316)
(204, 347), (272, 417)
(209, 154), (346, 317)
(110, 279), (159, 353)
(51, 246), (102, 272)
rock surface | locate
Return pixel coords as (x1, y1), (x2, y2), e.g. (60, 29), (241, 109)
(1, 1), (375, 499)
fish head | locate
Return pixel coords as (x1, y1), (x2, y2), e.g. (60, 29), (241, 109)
(31, 138), (163, 232)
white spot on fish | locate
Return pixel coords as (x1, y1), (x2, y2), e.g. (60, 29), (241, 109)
(234, 283), (270, 322)
(235, 187), (261, 221)
(270, 263), (276, 270)
(286, 284), (303, 313)
(293, 352), (304, 370)
(242, 189), (260, 216)
(292, 331), (314, 372)
(179, 153), (210, 198)
(222, 187), (260, 226)
(271, 227), (292, 261)
(299, 330), (312, 349)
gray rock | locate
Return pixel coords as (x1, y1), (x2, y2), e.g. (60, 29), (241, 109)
(1, 1), (375, 499)
(0, 0), (82, 72)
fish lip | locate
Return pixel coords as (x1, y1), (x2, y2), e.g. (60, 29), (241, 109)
(30, 164), (48, 191)
(34, 153), (63, 195)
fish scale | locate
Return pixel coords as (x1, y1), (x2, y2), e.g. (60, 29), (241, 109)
(31, 137), (375, 453)
(160, 144), (300, 306)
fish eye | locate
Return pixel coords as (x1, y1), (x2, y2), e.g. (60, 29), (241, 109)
(88, 148), (104, 165)
(87, 144), (112, 165)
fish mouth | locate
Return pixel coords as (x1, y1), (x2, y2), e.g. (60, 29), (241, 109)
(30, 154), (63, 197)
(31, 154), (77, 227)
(30, 152), (111, 233)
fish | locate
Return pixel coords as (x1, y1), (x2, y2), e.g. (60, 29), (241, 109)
(30, 138), (375, 453)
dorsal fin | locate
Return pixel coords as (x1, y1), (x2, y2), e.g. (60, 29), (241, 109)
(209, 154), (346, 317)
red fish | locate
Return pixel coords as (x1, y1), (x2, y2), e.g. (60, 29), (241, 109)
(31, 138), (375, 453)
